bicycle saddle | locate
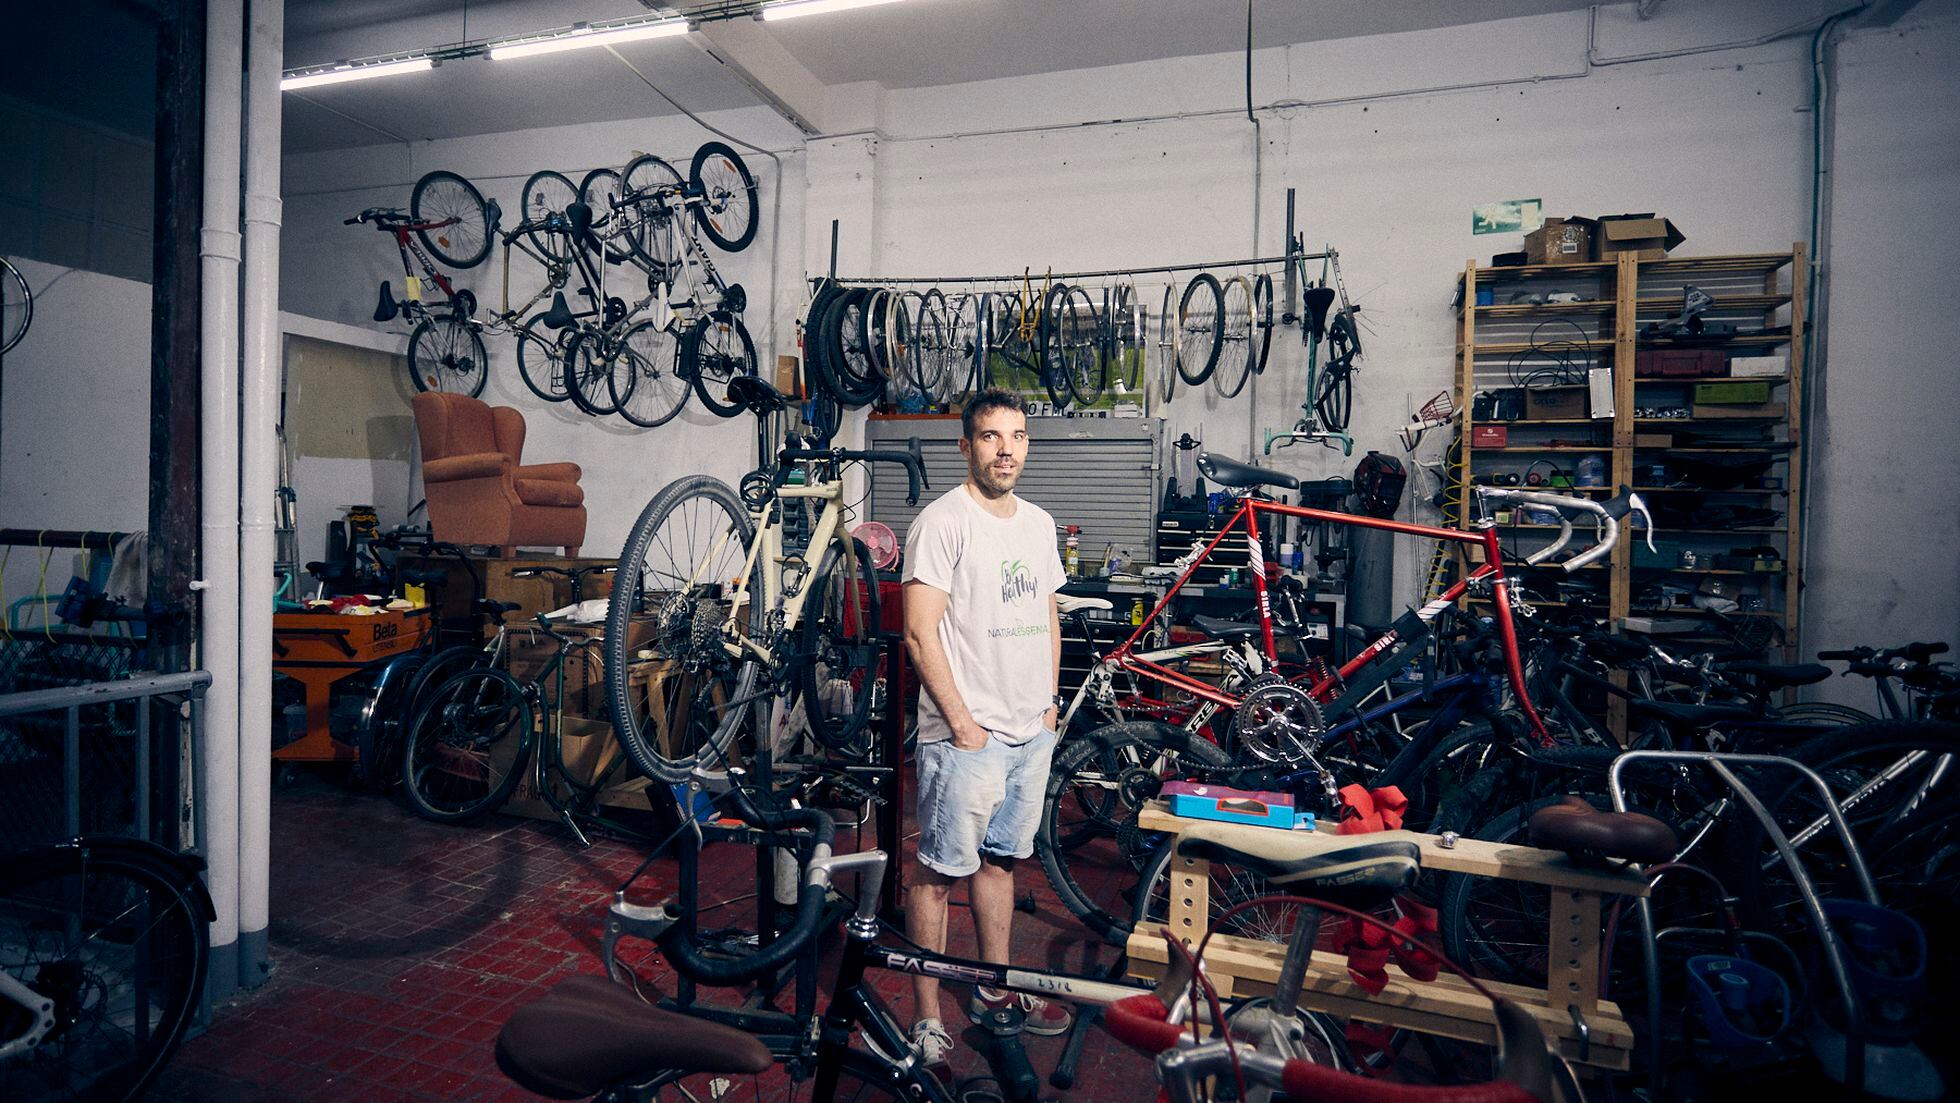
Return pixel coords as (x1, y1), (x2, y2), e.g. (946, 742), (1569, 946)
(372, 281), (399, 323)
(496, 975), (772, 1100)
(1173, 822), (1419, 911)
(474, 598), (522, 618)
(1302, 285), (1337, 340)
(1056, 594), (1113, 614)
(726, 375), (791, 414)
(1526, 795), (1677, 866)
(1196, 452), (1299, 491)
(1626, 697), (1758, 729)
(1192, 614), (1261, 641)
(1718, 661), (1831, 689)
(541, 292), (577, 330)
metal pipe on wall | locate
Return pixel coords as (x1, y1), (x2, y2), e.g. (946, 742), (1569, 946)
(198, 0), (246, 1003)
(237, 0), (283, 990)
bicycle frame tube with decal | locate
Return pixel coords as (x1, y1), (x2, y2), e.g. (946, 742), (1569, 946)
(721, 467), (854, 666)
(387, 220), (465, 307)
(1108, 497), (1551, 742)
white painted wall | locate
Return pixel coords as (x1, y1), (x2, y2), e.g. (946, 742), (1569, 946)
(278, 106), (807, 560)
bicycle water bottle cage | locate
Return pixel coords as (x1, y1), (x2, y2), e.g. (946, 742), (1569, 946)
(1303, 285), (1337, 340)
(541, 292), (576, 330)
(1685, 955), (1791, 1049)
(373, 281), (399, 323)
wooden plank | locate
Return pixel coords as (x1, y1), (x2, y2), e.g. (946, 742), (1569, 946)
(1126, 930), (1632, 1069)
(1166, 850), (1209, 948)
(1135, 804), (1649, 896)
(1546, 888), (1602, 1010)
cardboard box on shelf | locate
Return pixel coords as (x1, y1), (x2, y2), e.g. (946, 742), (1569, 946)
(1636, 348), (1725, 378)
(1634, 432), (1674, 448)
(1691, 402), (1786, 420)
(1728, 355), (1787, 379)
(1694, 381), (1772, 405)
(1524, 388), (1587, 419)
(1596, 214), (1686, 260)
(1470, 425), (1509, 448)
(1523, 216), (1597, 265)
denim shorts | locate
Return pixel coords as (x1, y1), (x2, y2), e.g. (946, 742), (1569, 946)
(914, 729), (1058, 878)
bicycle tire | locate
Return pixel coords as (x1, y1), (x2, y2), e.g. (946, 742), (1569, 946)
(798, 537), (883, 755)
(519, 170), (579, 263)
(683, 311), (758, 418)
(1250, 272), (1276, 375)
(1771, 701), (1876, 727)
(610, 320), (689, 428)
(905, 289), (950, 396)
(1211, 275), (1255, 399)
(0, 841), (210, 1103)
(1037, 283), (1072, 408)
(1107, 280), (1146, 399)
(1175, 272), (1224, 385)
(3, 256), (34, 353)
(605, 475), (765, 784)
(821, 288), (884, 406)
(1036, 720), (1232, 946)
(578, 168), (634, 263)
(637, 1044), (911, 1102)
(621, 154), (687, 274)
(689, 141), (760, 253)
(800, 281), (846, 403)
(1154, 282), (1177, 405)
(1061, 285), (1107, 407)
(401, 667), (535, 823)
(411, 170), (491, 269)
(407, 314), (488, 396)
(517, 313), (573, 402)
(946, 291), (984, 399)
(1319, 310), (1360, 431)
(561, 331), (625, 417)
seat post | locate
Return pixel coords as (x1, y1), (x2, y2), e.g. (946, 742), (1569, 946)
(1270, 904), (1323, 1015)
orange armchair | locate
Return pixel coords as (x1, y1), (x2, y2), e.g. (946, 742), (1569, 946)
(412, 391), (586, 557)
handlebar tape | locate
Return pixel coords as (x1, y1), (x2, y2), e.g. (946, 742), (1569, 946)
(654, 802), (836, 985)
(782, 439), (930, 505)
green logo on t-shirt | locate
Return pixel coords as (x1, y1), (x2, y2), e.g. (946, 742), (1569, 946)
(1000, 559), (1037, 604)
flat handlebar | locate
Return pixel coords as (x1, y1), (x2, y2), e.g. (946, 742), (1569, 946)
(1475, 486), (1653, 572)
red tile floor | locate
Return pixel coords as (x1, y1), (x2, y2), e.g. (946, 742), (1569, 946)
(153, 769), (1153, 1102)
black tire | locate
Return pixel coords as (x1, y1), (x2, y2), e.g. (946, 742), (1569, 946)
(820, 288), (883, 406)
(621, 154), (686, 274)
(519, 170), (578, 263)
(683, 312), (758, 418)
(1060, 286), (1107, 407)
(1318, 310), (1359, 432)
(1250, 272), (1276, 375)
(1175, 273), (1224, 385)
(517, 313), (572, 402)
(401, 668), (533, 823)
(604, 476), (765, 784)
(1037, 721), (1232, 945)
(561, 331), (623, 417)
(610, 321), (689, 429)
(407, 315), (488, 396)
(578, 167), (633, 263)
(799, 537), (883, 755)
(411, 170), (492, 269)
(800, 281), (846, 402)
(689, 141), (760, 253)
(1211, 276), (1255, 399)
(1154, 282), (1177, 405)
(0, 842), (210, 1103)
(1, 256), (31, 354)
(1369, 719), (1516, 836)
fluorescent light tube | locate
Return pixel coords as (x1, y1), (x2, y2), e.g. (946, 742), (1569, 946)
(488, 20), (688, 60)
(280, 58), (433, 91)
(760, 0), (910, 22)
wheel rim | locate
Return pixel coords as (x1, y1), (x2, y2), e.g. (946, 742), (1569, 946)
(613, 323), (686, 428)
(521, 171), (578, 262)
(406, 673), (528, 817)
(416, 320), (483, 394)
(695, 152), (754, 247)
(416, 174), (487, 266)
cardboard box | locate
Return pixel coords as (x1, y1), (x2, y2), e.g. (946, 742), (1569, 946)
(1471, 425), (1509, 448)
(1523, 216), (1597, 265)
(505, 615), (657, 718)
(1691, 402), (1785, 420)
(1596, 214), (1686, 260)
(1525, 388), (1587, 419)
(1728, 355), (1787, 378)
(1695, 381), (1771, 405)
(775, 354), (801, 397)
(1634, 432), (1674, 448)
(503, 716), (657, 823)
(1637, 348), (1725, 378)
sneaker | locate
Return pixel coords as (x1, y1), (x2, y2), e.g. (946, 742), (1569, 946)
(967, 987), (1074, 1036)
(908, 1018), (955, 1083)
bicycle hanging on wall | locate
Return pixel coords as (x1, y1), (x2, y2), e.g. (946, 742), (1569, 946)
(346, 170), (495, 396)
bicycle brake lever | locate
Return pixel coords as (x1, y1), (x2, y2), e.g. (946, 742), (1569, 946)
(1628, 493), (1658, 553)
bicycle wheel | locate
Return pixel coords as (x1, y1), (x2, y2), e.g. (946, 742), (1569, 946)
(2, 256), (33, 354)
(610, 321), (689, 429)
(683, 311), (758, 418)
(562, 331), (625, 417)
(1060, 286), (1107, 407)
(1212, 275), (1255, 399)
(516, 313), (573, 402)
(798, 537), (883, 755)
(1153, 282), (1177, 405)
(639, 1046), (909, 1102)
(407, 314), (488, 396)
(0, 842), (209, 1103)
(906, 289), (950, 396)
(410, 170), (491, 269)
(1250, 272), (1276, 375)
(622, 154), (687, 275)
(821, 288), (883, 406)
(945, 292), (983, 399)
(1175, 272), (1224, 385)
(401, 668), (534, 823)
(519, 170), (578, 263)
(1037, 283), (1073, 408)
(1037, 720), (1232, 945)
(689, 141), (760, 253)
(1318, 310), (1359, 431)
(605, 475), (765, 784)
(1107, 280), (1146, 398)
(578, 168), (634, 263)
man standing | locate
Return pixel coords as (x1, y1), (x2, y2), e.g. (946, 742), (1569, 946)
(901, 389), (1071, 1075)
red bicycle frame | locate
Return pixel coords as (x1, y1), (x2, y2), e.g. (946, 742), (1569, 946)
(383, 218), (466, 306)
(1108, 496), (1551, 742)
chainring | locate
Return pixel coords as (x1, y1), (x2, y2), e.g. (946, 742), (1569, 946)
(1230, 674), (1327, 765)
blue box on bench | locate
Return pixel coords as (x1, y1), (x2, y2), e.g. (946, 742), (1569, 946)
(1163, 781), (1298, 830)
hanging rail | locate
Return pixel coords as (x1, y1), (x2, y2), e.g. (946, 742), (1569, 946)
(0, 529), (128, 551)
(819, 250), (1330, 288)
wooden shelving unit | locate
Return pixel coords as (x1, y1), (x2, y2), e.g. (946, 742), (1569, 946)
(1451, 246), (1808, 680)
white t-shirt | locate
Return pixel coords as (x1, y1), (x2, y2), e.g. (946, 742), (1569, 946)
(903, 484), (1066, 745)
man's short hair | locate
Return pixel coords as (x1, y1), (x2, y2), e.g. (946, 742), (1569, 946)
(961, 388), (1027, 440)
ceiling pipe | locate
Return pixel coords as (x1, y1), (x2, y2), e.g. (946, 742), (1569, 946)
(238, 0), (284, 991)
(198, 0), (246, 1004)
